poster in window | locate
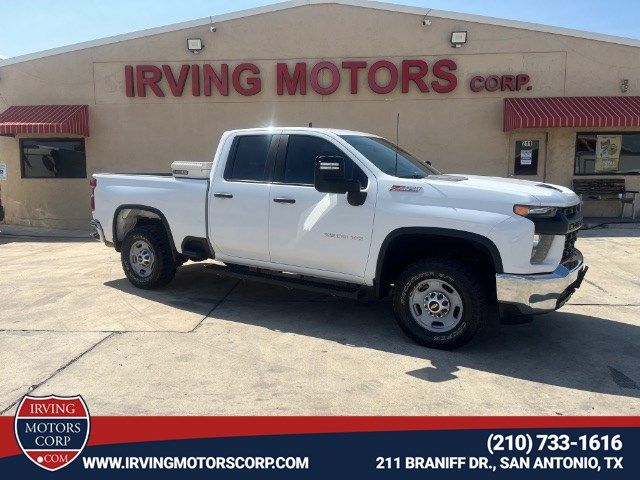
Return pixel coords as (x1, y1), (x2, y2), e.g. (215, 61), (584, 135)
(514, 140), (539, 175)
(595, 134), (622, 173)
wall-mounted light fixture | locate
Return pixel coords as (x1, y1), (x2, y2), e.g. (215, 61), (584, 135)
(187, 38), (204, 53)
(421, 9), (432, 26)
(450, 31), (467, 48)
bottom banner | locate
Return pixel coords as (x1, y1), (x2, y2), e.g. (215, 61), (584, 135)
(1, 416), (638, 479)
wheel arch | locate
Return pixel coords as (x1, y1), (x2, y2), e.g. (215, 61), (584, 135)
(112, 204), (177, 258)
(374, 227), (503, 299)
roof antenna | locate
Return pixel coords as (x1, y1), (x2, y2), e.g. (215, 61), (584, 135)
(394, 113), (400, 177)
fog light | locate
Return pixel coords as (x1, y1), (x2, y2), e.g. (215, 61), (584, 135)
(532, 234), (540, 248)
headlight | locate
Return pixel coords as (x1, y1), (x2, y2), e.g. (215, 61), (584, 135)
(513, 205), (557, 217)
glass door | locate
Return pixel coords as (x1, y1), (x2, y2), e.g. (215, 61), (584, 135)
(509, 133), (547, 182)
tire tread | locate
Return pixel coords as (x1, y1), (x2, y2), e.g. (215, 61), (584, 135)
(392, 256), (489, 349)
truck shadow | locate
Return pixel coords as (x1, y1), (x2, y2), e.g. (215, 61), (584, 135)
(104, 263), (640, 400)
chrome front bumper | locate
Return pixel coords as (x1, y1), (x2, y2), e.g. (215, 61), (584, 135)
(89, 219), (106, 244)
(495, 251), (587, 314)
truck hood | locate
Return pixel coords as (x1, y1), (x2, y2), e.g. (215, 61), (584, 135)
(426, 174), (580, 207)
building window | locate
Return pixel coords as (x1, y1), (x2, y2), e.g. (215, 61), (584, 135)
(575, 132), (640, 175)
(20, 139), (86, 179)
(225, 135), (273, 182)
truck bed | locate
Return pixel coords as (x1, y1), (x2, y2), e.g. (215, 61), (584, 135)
(92, 173), (209, 248)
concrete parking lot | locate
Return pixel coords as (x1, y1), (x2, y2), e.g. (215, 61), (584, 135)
(1, 229), (639, 415)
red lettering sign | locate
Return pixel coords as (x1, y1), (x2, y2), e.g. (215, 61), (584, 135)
(368, 60), (398, 94)
(310, 61), (340, 95)
(401, 59), (429, 93)
(123, 60), (530, 97)
(468, 73), (531, 92)
(341, 61), (367, 94)
(135, 65), (164, 97)
(203, 64), (229, 96)
(232, 63), (261, 96)
(277, 63), (307, 95)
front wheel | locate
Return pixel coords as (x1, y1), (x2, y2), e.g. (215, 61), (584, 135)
(121, 224), (177, 289)
(392, 256), (489, 349)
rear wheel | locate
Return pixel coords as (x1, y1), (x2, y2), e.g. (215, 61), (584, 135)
(121, 224), (177, 289)
(392, 256), (489, 349)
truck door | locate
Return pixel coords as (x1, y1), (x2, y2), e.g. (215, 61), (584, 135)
(268, 134), (376, 278)
(208, 133), (278, 262)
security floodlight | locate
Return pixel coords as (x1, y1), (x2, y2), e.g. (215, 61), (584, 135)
(450, 31), (467, 48)
(187, 38), (203, 53)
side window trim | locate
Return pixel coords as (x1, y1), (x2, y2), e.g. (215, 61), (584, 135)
(223, 134), (279, 183)
(273, 134), (289, 184)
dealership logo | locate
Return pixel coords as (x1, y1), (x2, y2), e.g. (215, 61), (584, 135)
(14, 395), (90, 471)
(123, 60), (532, 98)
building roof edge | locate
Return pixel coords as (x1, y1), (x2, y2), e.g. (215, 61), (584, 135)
(1, 0), (638, 67)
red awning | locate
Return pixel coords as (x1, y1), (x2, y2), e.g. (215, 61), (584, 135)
(0, 105), (89, 137)
(503, 96), (640, 132)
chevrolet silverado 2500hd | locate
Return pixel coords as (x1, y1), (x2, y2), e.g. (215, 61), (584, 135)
(90, 128), (587, 349)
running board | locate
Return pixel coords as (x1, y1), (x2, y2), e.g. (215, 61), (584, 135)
(204, 263), (368, 300)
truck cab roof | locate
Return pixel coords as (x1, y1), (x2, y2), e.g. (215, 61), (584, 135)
(224, 127), (376, 137)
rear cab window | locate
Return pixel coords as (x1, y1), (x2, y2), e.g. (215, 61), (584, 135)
(224, 134), (274, 182)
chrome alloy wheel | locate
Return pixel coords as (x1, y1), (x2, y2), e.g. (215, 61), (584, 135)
(409, 278), (464, 332)
(129, 240), (155, 278)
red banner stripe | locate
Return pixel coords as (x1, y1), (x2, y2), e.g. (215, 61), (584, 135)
(3, 416), (639, 459)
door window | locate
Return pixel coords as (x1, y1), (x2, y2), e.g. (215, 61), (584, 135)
(513, 139), (539, 175)
(282, 135), (368, 187)
(225, 135), (273, 182)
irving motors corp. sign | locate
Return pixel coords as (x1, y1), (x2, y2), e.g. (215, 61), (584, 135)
(123, 59), (532, 97)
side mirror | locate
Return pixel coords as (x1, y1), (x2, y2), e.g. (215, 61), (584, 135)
(314, 156), (360, 194)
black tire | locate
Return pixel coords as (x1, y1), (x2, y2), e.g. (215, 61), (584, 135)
(121, 224), (177, 289)
(392, 256), (489, 349)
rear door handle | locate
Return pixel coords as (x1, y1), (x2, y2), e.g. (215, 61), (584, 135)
(273, 197), (296, 204)
(214, 192), (233, 199)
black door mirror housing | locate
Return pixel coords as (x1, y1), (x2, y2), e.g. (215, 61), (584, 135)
(314, 155), (366, 206)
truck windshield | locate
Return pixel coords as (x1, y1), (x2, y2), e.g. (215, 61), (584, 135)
(340, 135), (441, 178)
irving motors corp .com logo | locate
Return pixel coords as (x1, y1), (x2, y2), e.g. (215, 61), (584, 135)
(14, 395), (90, 471)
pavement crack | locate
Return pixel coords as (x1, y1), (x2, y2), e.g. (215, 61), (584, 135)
(190, 280), (240, 332)
(0, 332), (118, 415)
(583, 279), (607, 293)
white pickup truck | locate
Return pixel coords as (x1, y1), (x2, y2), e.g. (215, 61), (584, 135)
(90, 127), (587, 349)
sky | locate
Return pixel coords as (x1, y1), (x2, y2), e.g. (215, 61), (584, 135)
(0, 0), (639, 58)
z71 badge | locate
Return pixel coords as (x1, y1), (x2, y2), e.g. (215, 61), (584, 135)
(14, 395), (90, 471)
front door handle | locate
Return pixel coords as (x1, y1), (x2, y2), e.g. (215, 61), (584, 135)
(214, 192), (233, 199)
(273, 197), (296, 204)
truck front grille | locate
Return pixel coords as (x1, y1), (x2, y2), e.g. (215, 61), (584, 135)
(562, 230), (578, 262)
(559, 203), (581, 217)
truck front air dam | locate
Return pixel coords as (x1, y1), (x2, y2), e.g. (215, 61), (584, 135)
(495, 250), (587, 315)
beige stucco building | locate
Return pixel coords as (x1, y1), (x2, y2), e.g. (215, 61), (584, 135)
(1, 0), (639, 230)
